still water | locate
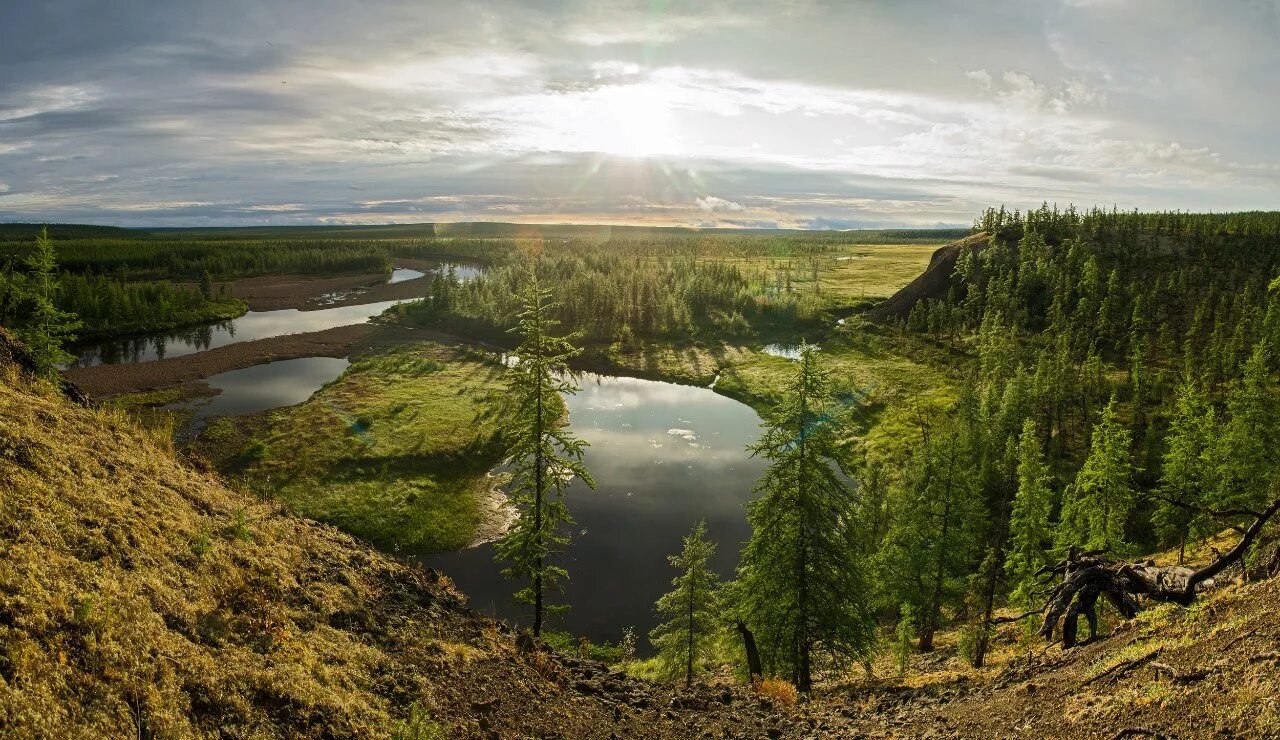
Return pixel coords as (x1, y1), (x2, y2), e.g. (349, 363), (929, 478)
(70, 263), (480, 368)
(421, 373), (768, 648)
(173, 357), (350, 437)
(71, 300), (407, 367)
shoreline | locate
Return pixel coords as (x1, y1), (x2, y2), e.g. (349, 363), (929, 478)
(65, 321), (459, 397)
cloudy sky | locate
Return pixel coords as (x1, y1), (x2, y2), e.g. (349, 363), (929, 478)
(1, 1), (1277, 228)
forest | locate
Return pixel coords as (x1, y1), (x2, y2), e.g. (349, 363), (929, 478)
(387, 208), (1280, 687)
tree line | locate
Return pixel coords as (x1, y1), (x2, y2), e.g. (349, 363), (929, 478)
(408, 252), (827, 344)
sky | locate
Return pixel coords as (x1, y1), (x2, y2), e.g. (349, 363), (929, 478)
(1, 0), (1278, 229)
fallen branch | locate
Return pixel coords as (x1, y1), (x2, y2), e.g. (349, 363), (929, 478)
(1149, 661), (1211, 684)
(1024, 493), (1280, 646)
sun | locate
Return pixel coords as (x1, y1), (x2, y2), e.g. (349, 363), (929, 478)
(601, 84), (681, 158)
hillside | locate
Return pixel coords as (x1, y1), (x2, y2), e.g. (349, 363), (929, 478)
(0, 330), (792, 739)
(9, 324), (1280, 737)
(865, 231), (987, 323)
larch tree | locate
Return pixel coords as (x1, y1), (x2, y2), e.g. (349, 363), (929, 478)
(877, 412), (984, 652)
(734, 343), (875, 693)
(1154, 378), (1216, 562)
(1004, 418), (1055, 609)
(1058, 397), (1134, 552)
(493, 270), (596, 637)
(1207, 342), (1278, 515)
(16, 226), (80, 375)
(649, 519), (721, 687)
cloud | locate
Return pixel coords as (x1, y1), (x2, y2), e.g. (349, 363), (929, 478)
(695, 196), (744, 213)
(0, 0), (1276, 227)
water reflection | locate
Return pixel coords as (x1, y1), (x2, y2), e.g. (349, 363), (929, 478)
(71, 262), (482, 368)
(421, 373), (769, 647)
(71, 300), (406, 367)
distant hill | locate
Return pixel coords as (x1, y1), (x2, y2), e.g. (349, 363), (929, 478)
(3, 220), (971, 242)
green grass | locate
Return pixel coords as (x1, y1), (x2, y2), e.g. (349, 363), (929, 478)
(211, 343), (510, 552)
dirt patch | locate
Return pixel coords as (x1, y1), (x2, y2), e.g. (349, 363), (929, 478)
(66, 322), (458, 397)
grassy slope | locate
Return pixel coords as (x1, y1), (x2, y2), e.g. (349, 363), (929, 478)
(198, 343), (509, 553)
(0, 344), (804, 739)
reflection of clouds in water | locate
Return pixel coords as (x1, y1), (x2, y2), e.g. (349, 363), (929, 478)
(574, 375), (744, 410)
(423, 371), (772, 643)
(580, 428), (745, 460)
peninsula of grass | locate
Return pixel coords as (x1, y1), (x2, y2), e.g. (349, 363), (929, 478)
(201, 342), (510, 553)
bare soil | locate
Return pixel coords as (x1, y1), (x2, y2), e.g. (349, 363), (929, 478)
(867, 232), (988, 323)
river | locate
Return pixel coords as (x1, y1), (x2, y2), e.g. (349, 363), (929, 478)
(69, 265), (479, 367)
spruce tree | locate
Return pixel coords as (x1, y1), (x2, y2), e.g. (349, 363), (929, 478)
(1058, 397), (1133, 551)
(16, 226), (79, 375)
(649, 520), (721, 687)
(1004, 418), (1054, 608)
(493, 271), (595, 636)
(734, 343), (874, 692)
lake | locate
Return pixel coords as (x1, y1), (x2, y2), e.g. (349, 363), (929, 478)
(421, 372), (768, 650)
(172, 357), (351, 438)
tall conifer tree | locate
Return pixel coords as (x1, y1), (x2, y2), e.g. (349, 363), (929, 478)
(1058, 397), (1133, 551)
(494, 271), (595, 636)
(650, 520), (721, 687)
(1004, 419), (1054, 608)
(735, 343), (874, 692)
(16, 226), (79, 375)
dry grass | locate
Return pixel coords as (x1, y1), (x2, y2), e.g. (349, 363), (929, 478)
(754, 677), (799, 707)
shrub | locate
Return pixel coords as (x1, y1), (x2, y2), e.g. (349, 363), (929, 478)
(391, 702), (444, 740)
(753, 677), (798, 707)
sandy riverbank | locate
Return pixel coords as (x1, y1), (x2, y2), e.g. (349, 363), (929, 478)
(198, 258), (451, 311)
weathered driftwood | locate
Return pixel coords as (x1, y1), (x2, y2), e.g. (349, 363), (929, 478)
(999, 496), (1280, 647)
